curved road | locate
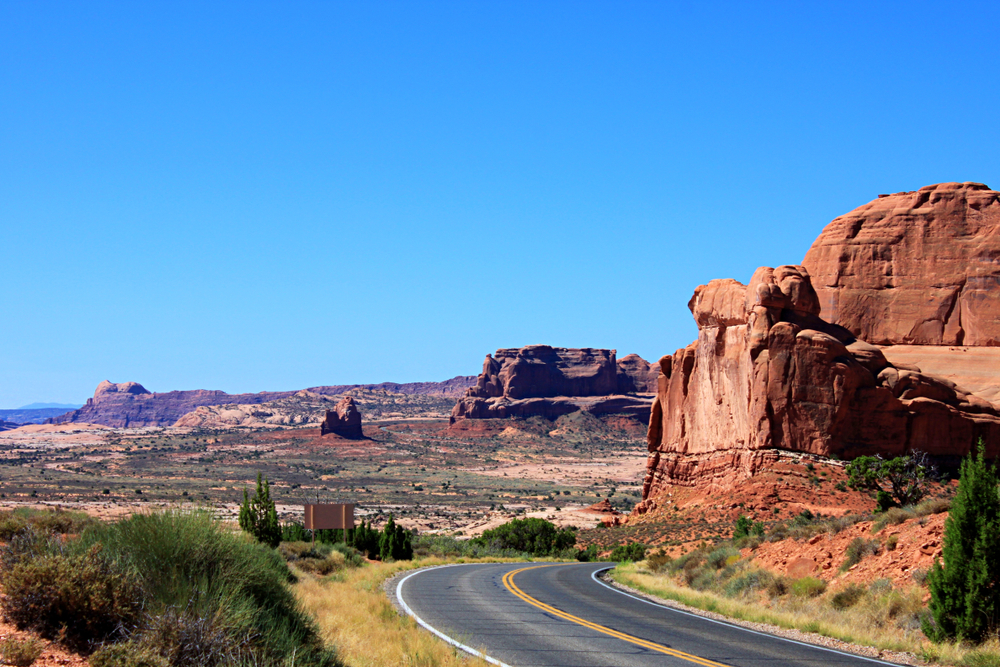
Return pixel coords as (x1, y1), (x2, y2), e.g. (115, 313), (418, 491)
(397, 562), (898, 667)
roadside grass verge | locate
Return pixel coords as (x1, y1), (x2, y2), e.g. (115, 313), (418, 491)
(611, 562), (996, 666)
(296, 556), (544, 667)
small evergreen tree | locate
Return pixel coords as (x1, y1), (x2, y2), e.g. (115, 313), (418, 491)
(378, 514), (413, 561)
(238, 472), (281, 548)
(846, 451), (935, 510)
(350, 520), (380, 559)
(925, 441), (1000, 643)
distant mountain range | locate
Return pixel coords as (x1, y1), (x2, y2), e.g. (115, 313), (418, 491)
(0, 406), (84, 425)
(47, 377), (477, 428)
(17, 402), (83, 410)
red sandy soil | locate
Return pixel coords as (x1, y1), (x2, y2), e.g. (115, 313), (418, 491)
(748, 512), (946, 594)
(0, 621), (88, 667)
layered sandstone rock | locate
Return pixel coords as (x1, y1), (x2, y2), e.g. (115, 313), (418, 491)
(320, 396), (363, 439)
(802, 182), (1000, 346)
(617, 353), (659, 393)
(640, 265), (1000, 506)
(450, 346), (656, 423)
(52, 377), (476, 428)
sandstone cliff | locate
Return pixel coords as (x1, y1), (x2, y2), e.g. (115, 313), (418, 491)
(802, 182), (1000, 346)
(450, 345), (657, 423)
(53, 377), (476, 428)
(640, 265), (1000, 508)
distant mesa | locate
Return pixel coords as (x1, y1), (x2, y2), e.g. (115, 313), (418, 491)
(639, 183), (1000, 514)
(50, 376), (476, 428)
(320, 396), (364, 439)
(450, 345), (657, 423)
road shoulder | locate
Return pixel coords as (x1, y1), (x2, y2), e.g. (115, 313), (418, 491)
(599, 569), (920, 666)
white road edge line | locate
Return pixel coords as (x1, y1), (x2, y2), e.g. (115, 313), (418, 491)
(396, 564), (513, 667)
(589, 566), (901, 667)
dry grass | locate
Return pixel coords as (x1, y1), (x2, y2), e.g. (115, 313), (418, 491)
(612, 563), (997, 666)
(296, 558), (528, 667)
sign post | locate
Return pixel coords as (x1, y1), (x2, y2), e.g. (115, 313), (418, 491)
(303, 503), (356, 547)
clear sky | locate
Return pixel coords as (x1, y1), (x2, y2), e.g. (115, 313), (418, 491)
(2, 1), (998, 408)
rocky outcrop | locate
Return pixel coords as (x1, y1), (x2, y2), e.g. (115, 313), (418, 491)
(802, 182), (1000, 346)
(51, 376), (477, 428)
(641, 265), (1000, 505)
(320, 396), (363, 439)
(617, 354), (659, 393)
(450, 346), (657, 423)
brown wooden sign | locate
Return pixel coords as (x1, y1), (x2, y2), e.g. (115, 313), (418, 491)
(303, 503), (355, 530)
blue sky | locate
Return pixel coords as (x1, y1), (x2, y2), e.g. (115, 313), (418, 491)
(2, 1), (998, 408)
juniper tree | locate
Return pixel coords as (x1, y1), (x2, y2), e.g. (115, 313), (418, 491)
(924, 442), (1000, 643)
(238, 472), (281, 548)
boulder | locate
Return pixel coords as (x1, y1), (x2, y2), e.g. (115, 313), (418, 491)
(802, 182), (1000, 346)
(320, 396), (363, 439)
(643, 265), (1000, 500)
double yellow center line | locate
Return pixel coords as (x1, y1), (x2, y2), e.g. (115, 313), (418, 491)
(501, 565), (730, 667)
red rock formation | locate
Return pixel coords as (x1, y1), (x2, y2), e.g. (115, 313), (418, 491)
(320, 396), (363, 439)
(617, 353), (659, 393)
(51, 377), (477, 428)
(802, 182), (1000, 346)
(450, 346), (656, 423)
(641, 265), (1000, 505)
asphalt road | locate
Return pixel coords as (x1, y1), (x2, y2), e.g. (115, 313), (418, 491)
(396, 562), (899, 667)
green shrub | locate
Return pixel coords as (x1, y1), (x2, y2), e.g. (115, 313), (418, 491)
(873, 507), (915, 532)
(0, 636), (46, 667)
(841, 537), (880, 571)
(0, 513), (29, 539)
(90, 641), (170, 667)
(475, 518), (576, 556)
(646, 551), (671, 572)
(609, 542), (646, 563)
(576, 544), (599, 562)
(706, 546), (739, 569)
(885, 534), (898, 551)
(0, 508), (98, 540)
(0, 549), (143, 650)
(790, 577), (827, 597)
(723, 569), (775, 598)
(411, 533), (521, 559)
(688, 567), (715, 591)
(830, 583), (866, 610)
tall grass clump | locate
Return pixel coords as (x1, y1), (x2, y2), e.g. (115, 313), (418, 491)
(79, 510), (338, 667)
(2, 510), (339, 666)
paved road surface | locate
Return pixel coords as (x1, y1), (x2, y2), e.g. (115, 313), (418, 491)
(396, 562), (898, 667)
